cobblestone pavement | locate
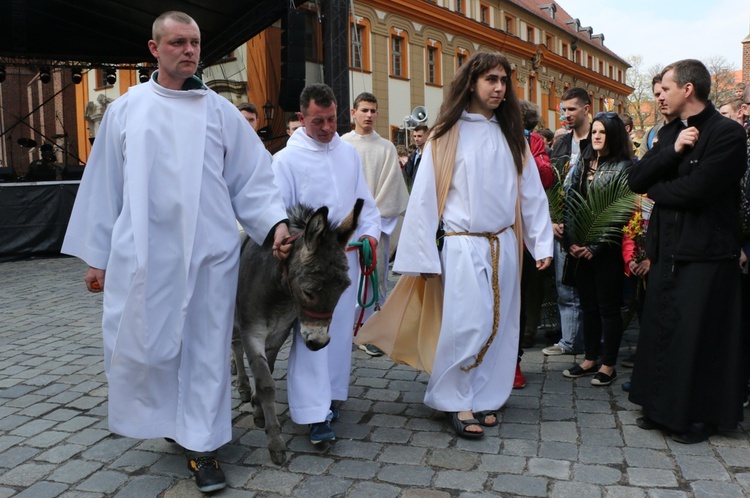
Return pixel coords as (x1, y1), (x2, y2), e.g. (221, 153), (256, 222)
(1, 256), (750, 498)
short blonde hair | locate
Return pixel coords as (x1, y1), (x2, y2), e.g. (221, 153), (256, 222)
(152, 11), (197, 42)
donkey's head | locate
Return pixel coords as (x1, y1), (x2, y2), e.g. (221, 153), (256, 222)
(286, 199), (364, 351)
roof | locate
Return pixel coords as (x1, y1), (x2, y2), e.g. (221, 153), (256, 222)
(0, 0), (300, 66)
(505, 0), (630, 67)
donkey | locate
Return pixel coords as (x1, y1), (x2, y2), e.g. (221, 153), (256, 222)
(232, 199), (363, 465)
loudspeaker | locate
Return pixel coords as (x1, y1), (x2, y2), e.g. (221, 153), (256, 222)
(280, 8), (307, 112)
(62, 164), (85, 181)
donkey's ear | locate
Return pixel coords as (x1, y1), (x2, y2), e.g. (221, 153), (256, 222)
(304, 206), (329, 250)
(337, 198), (363, 247)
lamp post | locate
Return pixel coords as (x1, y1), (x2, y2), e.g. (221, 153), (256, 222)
(258, 100), (275, 141)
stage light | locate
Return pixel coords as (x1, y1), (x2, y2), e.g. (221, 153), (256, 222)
(138, 67), (150, 84)
(39, 66), (51, 84)
(0, 65), (6, 83)
(105, 67), (117, 85)
(71, 68), (82, 85)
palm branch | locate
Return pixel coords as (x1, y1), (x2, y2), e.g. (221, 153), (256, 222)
(546, 155), (570, 224)
(566, 172), (637, 246)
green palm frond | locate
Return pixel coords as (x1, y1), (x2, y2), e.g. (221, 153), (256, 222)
(546, 155), (570, 224)
(567, 172), (636, 246)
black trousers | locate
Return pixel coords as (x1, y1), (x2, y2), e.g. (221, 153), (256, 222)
(574, 246), (624, 366)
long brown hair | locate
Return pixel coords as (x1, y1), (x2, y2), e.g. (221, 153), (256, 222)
(431, 52), (526, 174)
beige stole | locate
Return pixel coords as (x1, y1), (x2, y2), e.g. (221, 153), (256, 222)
(355, 124), (526, 374)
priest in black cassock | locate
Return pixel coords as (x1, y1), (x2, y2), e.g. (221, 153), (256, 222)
(628, 59), (747, 444)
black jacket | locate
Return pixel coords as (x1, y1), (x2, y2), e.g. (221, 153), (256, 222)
(551, 130), (590, 161)
(628, 102), (747, 262)
(403, 149), (422, 190)
(564, 155), (632, 256)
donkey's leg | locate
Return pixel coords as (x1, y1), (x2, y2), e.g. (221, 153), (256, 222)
(232, 323), (253, 403)
(245, 330), (287, 465)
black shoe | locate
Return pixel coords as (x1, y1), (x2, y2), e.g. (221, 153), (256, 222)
(562, 363), (599, 378)
(186, 451), (226, 493)
(358, 344), (384, 357)
(591, 370), (617, 386)
(672, 423), (716, 444)
(636, 416), (666, 431)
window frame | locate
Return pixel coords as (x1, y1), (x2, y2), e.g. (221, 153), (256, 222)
(349, 17), (371, 72)
(390, 28), (410, 79)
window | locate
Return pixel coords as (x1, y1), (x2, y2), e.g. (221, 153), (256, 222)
(95, 69), (113, 89)
(609, 66), (614, 79)
(587, 55), (593, 69)
(527, 26), (535, 43)
(599, 60), (604, 74)
(545, 34), (553, 49)
(390, 29), (409, 79)
(456, 50), (467, 70)
(455, 0), (464, 14)
(561, 43), (568, 59)
(575, 49), (581, 64)
(349, 19), (371, 71)
(480, 4), (489, 24)
(350, 24), (363, 70)
(618, 69), (623, 82)
(426, 42), (442, 86)
(427, 47), (437, 84)
(392, 36), (403, 77)
(504, 15), (514, 34)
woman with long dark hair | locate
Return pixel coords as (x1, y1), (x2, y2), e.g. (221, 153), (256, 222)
(562, 112), (633, 386)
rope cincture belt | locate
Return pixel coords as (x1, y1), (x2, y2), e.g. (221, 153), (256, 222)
(445, 226), (510, 373)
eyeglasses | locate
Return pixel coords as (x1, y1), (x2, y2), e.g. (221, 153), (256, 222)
(594, 112), (618, 119)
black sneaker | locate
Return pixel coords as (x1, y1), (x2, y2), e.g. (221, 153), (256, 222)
(186, 451), (226, 493)
(359, 343), (384, 356)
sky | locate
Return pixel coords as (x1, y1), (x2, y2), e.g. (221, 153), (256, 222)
(556, 0), (748, 72)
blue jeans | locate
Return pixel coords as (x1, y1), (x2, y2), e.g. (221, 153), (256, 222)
(554, 241), (584, 353)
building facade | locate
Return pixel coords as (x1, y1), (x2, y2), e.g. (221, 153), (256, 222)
(72, 0), (632, 161)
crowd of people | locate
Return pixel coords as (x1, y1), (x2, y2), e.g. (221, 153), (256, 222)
(61, 10), (749, 494)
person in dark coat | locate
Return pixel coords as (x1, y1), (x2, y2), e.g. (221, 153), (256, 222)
(628, 59), (747, 444)
(403, 125), (428, 191)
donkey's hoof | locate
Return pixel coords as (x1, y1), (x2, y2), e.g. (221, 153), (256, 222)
(269, 449), (286, 465)
(239, 390), (252, 403)
(254, 415), (266, 429)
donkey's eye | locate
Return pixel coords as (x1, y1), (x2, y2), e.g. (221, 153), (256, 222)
(302, 290), (315, 300)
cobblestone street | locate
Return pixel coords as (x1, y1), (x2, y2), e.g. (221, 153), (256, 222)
(1, 256), (749, 497)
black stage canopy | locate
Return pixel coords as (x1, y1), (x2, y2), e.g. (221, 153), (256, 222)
(0, 0), (300, 66)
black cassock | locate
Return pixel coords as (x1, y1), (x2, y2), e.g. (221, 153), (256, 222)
(628, 102), (747, 433)
(629, 207), (745, 432)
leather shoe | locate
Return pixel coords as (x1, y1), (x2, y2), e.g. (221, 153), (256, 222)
(636, 416), (666, 431)
(672, 422), (716, 444)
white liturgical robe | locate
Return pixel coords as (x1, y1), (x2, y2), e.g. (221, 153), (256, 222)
(273, 128), (381, 424)
(62, 74), (287, 452)
(341, 130), (409, 317)
(393, 111), (553, 413)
